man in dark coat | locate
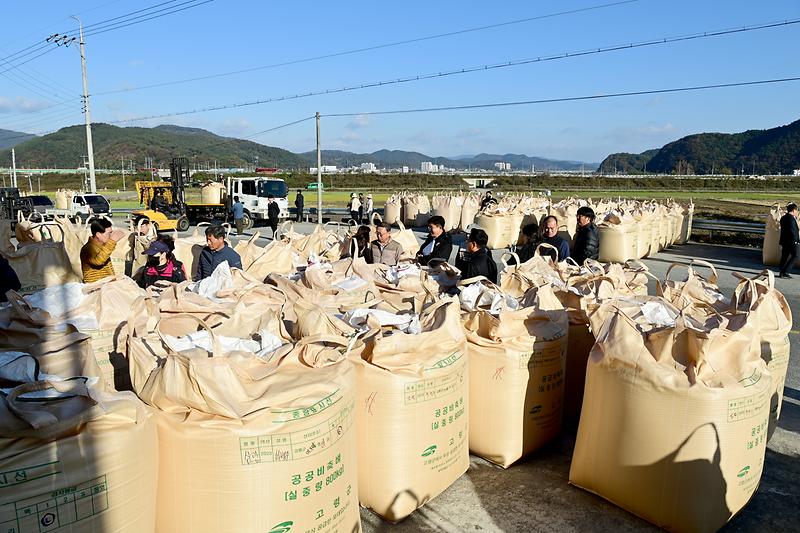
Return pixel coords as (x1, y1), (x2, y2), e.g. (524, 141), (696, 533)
(0, 255), (21, 302)
(572, 206), (600, 266)
(779, 202), (799, 278)
(417, 215), (453, 265)
(540, 215), (570, 262)
(456, 228), (498, 283)
(295, 189), (304, 222)
(267, 195), (280, 239)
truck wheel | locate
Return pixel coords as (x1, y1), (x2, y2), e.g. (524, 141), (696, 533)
(177, 216), (190, 232)
(242, 212), (254, 230)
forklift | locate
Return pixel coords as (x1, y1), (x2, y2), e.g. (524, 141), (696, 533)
(130, 157), (191, 232)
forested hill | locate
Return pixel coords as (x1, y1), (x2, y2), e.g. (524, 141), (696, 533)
(598, 119), (800, 174)
(0, 124), (306, 169)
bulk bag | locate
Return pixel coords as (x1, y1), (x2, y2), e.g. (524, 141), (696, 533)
(473, 211), (511, 249)
(762, 204), (782, 266)
(731, 270), (792, 438)
(597, 213), (638, 263)
(0, 374), (157, 533)
(677, 202), (694, 245)
(459, 194), (481, 232)
(432, 194), (455, 231)
(352, 298), (468, 521)
(570, 298), (771, 532)
(463, 285), (568, 467)
(384, 194), (401, 225)
(128, 314), (361, 533)
(1, 234), (80, 294)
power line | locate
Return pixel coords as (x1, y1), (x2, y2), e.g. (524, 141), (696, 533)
(82, 0), (215, 38)
(108, 18), (800, 125)
(321, 76), (800, 118)
(0, 97), (82, 121)
(94, 0), (640, 96)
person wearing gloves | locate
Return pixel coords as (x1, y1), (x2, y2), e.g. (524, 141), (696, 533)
(417, 215), (452, 265)
(138, 236), (187, 288)
(197, 224), (242, 280)
(571, 206), (600, 266)
(456, 228), (498, 283)
(349, 193), (361, 223)
(80, 217), (125, 283)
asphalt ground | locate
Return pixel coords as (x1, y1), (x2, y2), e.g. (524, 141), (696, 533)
(184, 222), (799, 532)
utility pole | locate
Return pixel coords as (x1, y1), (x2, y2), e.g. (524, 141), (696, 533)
(72, 17), (96, 193)
(316, 112), (322, 223)
(49, 20), (97, 192)
(11, 148), (17, 187)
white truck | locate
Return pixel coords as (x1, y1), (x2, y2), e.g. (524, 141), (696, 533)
(186, 177), (289, 230)
(43, 193), (112, 222)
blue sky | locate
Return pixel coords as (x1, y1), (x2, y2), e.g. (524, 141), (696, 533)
(1, 0), (798, 163)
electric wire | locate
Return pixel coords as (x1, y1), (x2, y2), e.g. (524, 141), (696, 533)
(106, 18), (800, 125)
(93, 0), (640, 95)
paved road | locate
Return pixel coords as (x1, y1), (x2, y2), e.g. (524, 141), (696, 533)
(181, 223), (799, 532)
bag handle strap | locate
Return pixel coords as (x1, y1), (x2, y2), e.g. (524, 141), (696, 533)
(688, 259), (718, 284)
(534, 242), (558, 262)
(500, 252), (520, 271)
(663, 262), (691, 283)
(155, 313), (221, 358)
(5, 379), (100, 434)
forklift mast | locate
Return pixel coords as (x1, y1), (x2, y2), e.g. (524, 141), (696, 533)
(169, 157), (189, 210)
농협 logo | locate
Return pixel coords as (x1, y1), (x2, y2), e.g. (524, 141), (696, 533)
(737, 466), (751, 478)
(268, 521), (294, 533)
(421, 445), (437, 457)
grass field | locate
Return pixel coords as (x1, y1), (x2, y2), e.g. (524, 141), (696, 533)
(27, 187), (791, 223)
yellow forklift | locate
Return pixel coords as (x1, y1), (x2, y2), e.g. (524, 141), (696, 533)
(130, 158), (191, 231)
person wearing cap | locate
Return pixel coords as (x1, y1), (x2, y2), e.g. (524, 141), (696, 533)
(456, 228), (498, 283)
(571, 206), (599, 266)
(365, 193), (374, 222)
(349, 193), (361, 223)
(137, 235), (187, 288)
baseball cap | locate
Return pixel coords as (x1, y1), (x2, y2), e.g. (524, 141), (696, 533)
(144, 240), (170, 255)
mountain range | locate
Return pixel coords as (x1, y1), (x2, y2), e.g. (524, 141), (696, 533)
(599, 119), (800, 175)
(0, 128), (35, 150)
(0, 123), (595, 171)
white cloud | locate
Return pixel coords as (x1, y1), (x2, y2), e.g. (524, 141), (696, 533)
(216, 118), (252, 138)
(601, 122), (677, 145)
(454, 127), (484, 139)
(0, 96), (51, 114)
(345, 114), (371, 130)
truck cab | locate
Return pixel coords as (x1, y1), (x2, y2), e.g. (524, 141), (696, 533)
(228, 177), (289, 222)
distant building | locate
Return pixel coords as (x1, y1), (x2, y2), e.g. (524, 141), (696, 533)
(309, 165), (338, 173)
(402, 166), (409, 174)
(360, 162), (377, 172)
(794, 169), (800, 176)
(494, 162), (511, 171)
(421, 161), (434, 173)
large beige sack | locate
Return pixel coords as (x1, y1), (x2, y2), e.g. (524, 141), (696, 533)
(52, 216), (90, 275)
(128, 315), (361, 533)
(432, 194), (456, 231)
(0, 377), (158, 533)
(570, 298), (771, 532)
(390, 220), (420, 257)
(242, 239), (298, 280)
(463, 285), (568, 467)
(413, 194), (432, 226)
(459, 193), (481, 232)
(473, 211), (512, 249)
(597, 211), (638, 263)
(401, 194), (420, 226)
(763, 204), (783, 266)
(352, 298), (468, 521)
(1, 237), (80, 294)
(658, 259), (726, 314)
(677, 202), (694, 245)
(731, 271), (792, 437)
(384, 194), (401, 225)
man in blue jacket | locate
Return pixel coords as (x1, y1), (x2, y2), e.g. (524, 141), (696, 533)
(197, 224), (242, 280)
(232, 196), (245, 236)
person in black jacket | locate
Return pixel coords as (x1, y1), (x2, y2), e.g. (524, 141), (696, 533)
(138, 237), (187, 288)
(0, 255), (21, 302)
(417, 215), (452, 265)
(456, 228), (498, 283)
(267, 195), (280, 239)
(508, 223), (540, 265)
(779, 202), (799, 278)
(294, 190), (304, 222)
(571, 206), (599, 266)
